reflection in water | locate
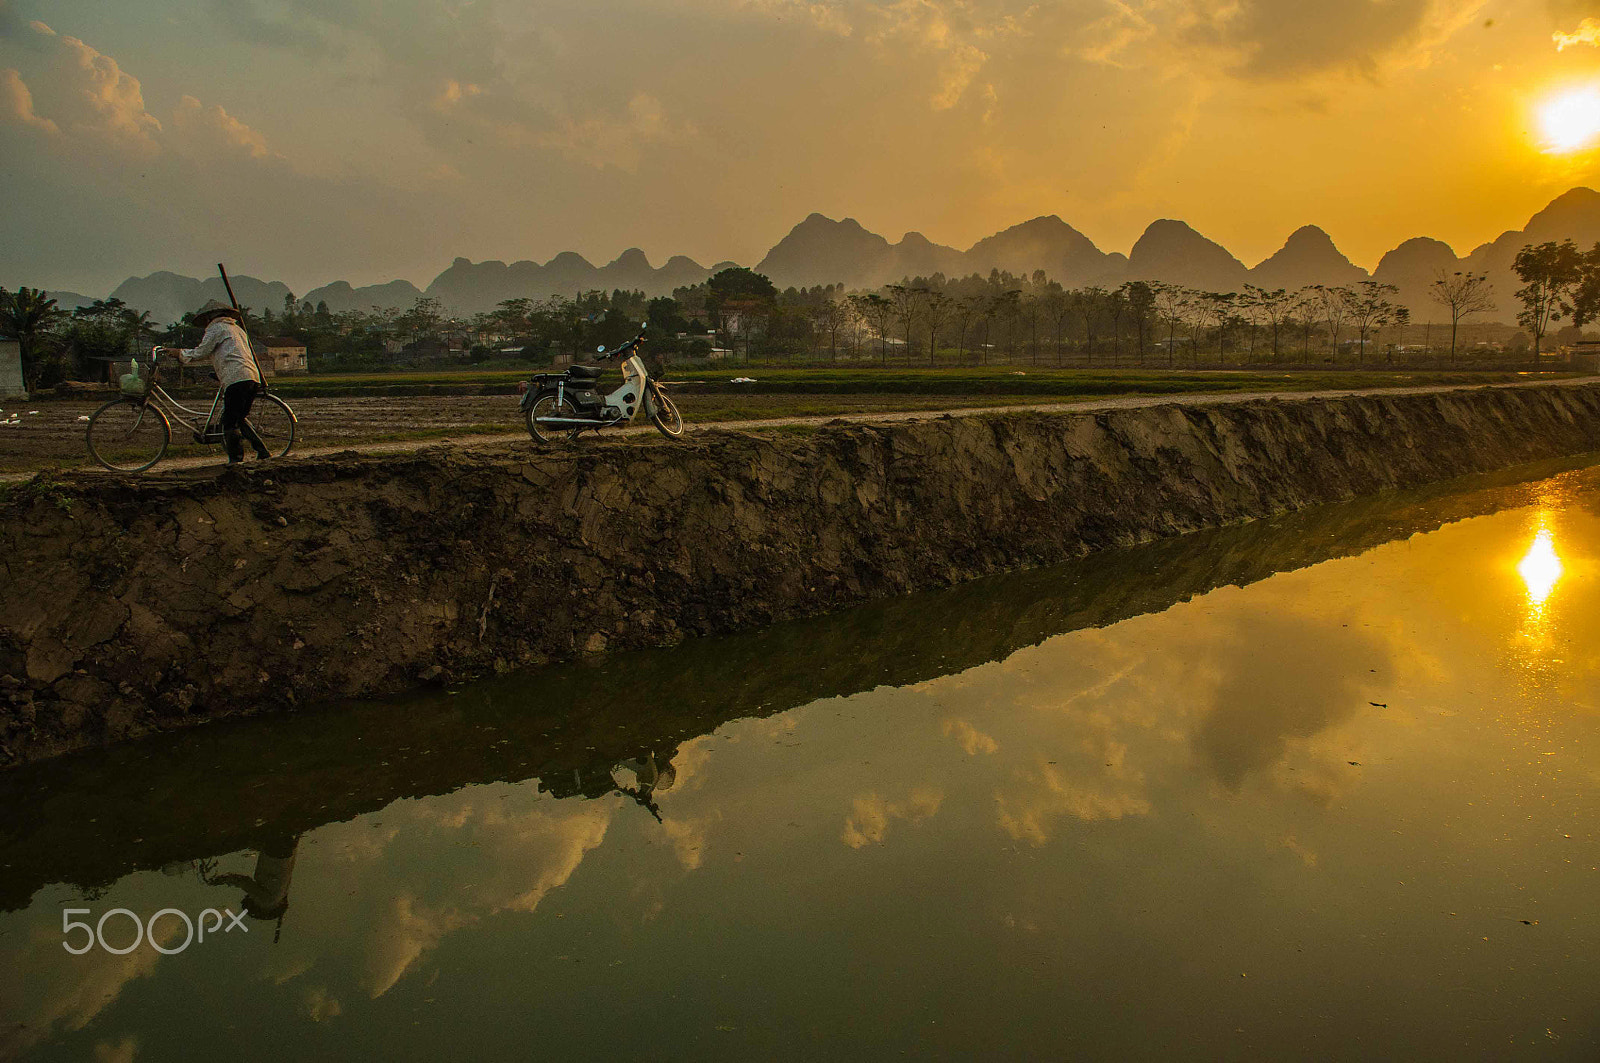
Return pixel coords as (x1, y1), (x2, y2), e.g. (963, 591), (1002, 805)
(1514, 513), (1570, 698)
(2, 460), (1600, 1061)
(1519, 520), (1564, 610)
(199, 832), (301, 941)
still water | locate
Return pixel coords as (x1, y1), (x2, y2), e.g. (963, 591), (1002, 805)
(3, 460), (1599, 1061)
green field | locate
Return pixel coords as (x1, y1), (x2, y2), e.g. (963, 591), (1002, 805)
(252, 365), (1580, 400)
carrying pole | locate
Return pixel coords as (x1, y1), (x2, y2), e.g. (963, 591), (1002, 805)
(217, 262), (269, 390)
(218, 262), (241, 311)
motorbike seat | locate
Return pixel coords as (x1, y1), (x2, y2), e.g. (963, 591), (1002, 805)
(567, 365), (603, 381)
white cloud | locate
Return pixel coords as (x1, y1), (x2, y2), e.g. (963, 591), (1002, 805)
(0, 66), (56, 132)
(1554, 16), (1600, 49)
(10, 20), (161, 151)
(0, 20), (274, 164)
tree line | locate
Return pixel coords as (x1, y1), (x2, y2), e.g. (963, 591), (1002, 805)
(1, 238), (1593, 387)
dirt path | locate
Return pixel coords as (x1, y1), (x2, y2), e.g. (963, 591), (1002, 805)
(4, 377), (1594, 483)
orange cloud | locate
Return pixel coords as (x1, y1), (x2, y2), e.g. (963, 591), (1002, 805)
(170, 95), (273, 158)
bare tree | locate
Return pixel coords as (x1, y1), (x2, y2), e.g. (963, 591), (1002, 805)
(1106, 287), (1128, 365)
(1042, 288), (1071, 365)
(1308, 285), (1353, 362)
(1291, 288), (1321, 359)
(852, 293), (895, 364)
(1075, 286), (1106, 366)
(1246, 285), (1293, 362)
(1200, 292), (1237, 362)
(1120, 281), (1156, 366)
(922, 289), (953, 366)
(887, 284), (924, 363)
(1341, 281), (1402, 363)
(1426, 271), (1494, 365)
(952, 296), (982, 363)
(816, 299), (849, 364)
(1021, 292), (1043, 365)
(1151, 283), (1188, 367)
(1179, 289), (1209, 363)
(994, 289), (1022, 363)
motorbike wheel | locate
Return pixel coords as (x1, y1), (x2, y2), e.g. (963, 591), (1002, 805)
(526, 392), (580, 445)
(649, 385), (684, 440)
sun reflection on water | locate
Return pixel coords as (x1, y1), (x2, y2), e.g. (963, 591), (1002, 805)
(1512, 517), (1567, 697)
(1519, 524), (1564, 611)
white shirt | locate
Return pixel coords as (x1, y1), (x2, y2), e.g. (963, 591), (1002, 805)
(179, 319), (262, 389)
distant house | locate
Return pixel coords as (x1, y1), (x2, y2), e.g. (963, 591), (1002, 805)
(253, 337), (308, 376)
(0, 339), (25, 398)
(1561, 340), (1600, 369)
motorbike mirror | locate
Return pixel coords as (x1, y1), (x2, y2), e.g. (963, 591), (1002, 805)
(596, 344), (606, 353)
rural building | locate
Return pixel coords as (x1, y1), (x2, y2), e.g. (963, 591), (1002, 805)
(1561, 340), (1600, 370)
(0, 339), (26, 398)
(253, 337), (308, 376)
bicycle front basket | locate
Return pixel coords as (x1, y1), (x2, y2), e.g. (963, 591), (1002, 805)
(119, 361), (149, 397)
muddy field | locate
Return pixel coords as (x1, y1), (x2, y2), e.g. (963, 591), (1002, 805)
(0, 391), (1043, 473)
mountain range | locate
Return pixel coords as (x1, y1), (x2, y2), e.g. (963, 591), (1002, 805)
(96, 188), (1600, 326)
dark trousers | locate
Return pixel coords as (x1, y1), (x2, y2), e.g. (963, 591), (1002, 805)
(222, 380), (268, 461)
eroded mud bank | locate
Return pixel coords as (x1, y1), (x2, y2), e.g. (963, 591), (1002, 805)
(4, 383), (1599, 764)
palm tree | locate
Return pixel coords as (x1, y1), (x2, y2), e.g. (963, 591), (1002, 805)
(0, 287), (66, 391)
(118, 307), (155, 349)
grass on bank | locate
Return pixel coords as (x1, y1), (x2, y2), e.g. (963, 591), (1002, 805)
(241, 365), (1576, 399)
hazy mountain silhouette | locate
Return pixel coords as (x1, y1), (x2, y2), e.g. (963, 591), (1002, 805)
(109, 272), (294, 325)
(1371, 238), (1460, 320)
(1457, 186), (1600, 320)
(755, 214), (894, 289)
(300, 279), (423, 314)
(45, 291), (93, 311)
(966, 216), (1127, 288)
(422, 249), (723, 315)
(1129, 220), (1250, 291)
(884, 231), (969, 283)
(96, 187), (1600, 326)
(1251, 226), (1369, 291)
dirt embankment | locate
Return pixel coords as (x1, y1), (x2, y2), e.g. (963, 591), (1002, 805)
(4, 383), (1600, 765)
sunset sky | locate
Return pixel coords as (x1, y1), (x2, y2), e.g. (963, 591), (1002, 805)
(5, 0), (1600, 294)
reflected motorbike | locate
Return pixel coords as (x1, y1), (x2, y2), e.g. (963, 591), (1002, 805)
(518, 328), (684, 444)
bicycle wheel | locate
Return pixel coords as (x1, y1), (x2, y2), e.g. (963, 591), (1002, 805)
(649, 385), (684, 440)
(86, 399), (170, 473)
(245, 393), (297, 458)
(526, 392), (579, 445)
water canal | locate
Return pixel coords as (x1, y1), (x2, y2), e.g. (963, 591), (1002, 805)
(3, 460), (1598, 1060)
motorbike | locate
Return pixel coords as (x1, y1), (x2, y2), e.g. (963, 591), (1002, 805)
(517, 328), (684, 444)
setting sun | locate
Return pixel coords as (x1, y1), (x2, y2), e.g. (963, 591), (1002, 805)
(1539, 86), (1600, 152)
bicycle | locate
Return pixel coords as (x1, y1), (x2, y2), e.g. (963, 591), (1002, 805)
(85, 355), (298, 473)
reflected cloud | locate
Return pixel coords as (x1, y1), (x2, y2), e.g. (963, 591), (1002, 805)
(0, 917), (176, 1059)
(248, 790), (614, 1001)
(662, 811), (720, 871)
(1193, 613), (1393, 792)
(942, 717), (999, 755)
(842, 789), (943, 848)
(995, 758), (1152, 845)
(93, 1036), (139, 1063)
(301, 985), (343, 1023)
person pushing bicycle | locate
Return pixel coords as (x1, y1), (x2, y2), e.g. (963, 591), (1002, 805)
(155, 300), (271, 463)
